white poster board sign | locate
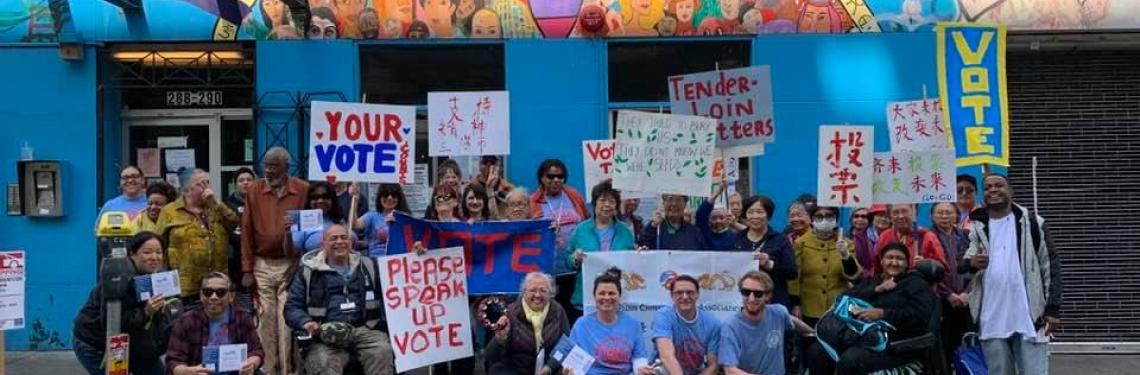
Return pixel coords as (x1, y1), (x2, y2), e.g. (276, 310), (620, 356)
(613, 111), (717, 197)
(669, 65), (775, 157)
(817, 125), (875, 207)
(378, 247), (473, 372)
(886, 99), (949, 151)
(308, 101), (417, 184)
(428, 91), (510, 156)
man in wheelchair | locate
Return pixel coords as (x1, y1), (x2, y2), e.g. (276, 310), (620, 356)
(284, 225), (395, 375)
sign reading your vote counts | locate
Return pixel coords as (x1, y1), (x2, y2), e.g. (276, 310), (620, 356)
(309, 101), (417, 184)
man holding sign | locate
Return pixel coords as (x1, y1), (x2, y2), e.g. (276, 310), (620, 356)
(166, 272), (263, 375)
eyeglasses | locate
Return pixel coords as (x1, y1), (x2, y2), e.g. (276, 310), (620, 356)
(120, 174), (142, 180)
(958, 186), (975, 194)
(435, 195), (456, 202)
(740, 288), (770, 299)
(525, 288), (550, 295)
(545, 174), (566, 180)
(671, 290), (697, 297)
(201, 288), (230, 298)
(852, 214), (869, 219)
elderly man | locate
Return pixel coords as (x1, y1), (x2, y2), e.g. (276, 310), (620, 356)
(486, 272), (571, 375)
(639, 194), (707, 250)
(963, 174), (1061, 375)
(284, 224), (394, 375)
(653, 274), (721, 375)
(166, 272), (263, 375)
(240, 147), (308, 374)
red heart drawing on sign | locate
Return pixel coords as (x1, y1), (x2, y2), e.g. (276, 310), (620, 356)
(325, 175), (337, 184)
(315, 131), (324, 140)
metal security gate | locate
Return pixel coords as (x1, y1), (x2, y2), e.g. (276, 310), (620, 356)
(1004, 38), (1140, 348)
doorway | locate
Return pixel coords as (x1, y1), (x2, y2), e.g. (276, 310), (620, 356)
(122, 109), (255, 198)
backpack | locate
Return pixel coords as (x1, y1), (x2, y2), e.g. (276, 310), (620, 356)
(815, 295), (895, 361)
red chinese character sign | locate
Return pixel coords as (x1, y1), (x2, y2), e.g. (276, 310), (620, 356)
(308, 101), (417, 184)
(886, 99), (949, 151)
(668, 66), (774, 157)
(872, 150), (957, 204)
(817, 126), (874, 207)
(428, 91), (510, 156)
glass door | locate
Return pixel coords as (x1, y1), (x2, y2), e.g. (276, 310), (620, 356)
(123, 114), (222, 194)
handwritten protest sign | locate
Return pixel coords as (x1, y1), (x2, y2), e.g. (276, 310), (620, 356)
(613, 111), (717, 197)
(379, 247), (473, 372)
(0, 251), (24, 330)
(582, 251), (757, 345)
(937, 22), (1009, 166)
(387, 213), (556, 294)
(887, 99), (949, 151)
(873, 150), (957, 204)
(428, 91), (510, 156)
(582, 140), (615, 193)
(818, 126), (874, 207)
(309, 101), (416, 184)
(669, 66), (774, 157)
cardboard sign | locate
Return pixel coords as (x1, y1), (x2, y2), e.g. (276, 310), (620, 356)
(669, 66), (774, 157)
(937, 22), (1009, 167)
(818, 126), (874, 207)
(613, 111), (717, 197)
(386, 213), (556, 294)
(582, 140), (615, 192)
(873, 150), (957, 204)
(428, 91), (510, 156)
(886, 99), (950, 151)
(0, 251), (24, 330)
(308, 101), (417, 184)
(379, 247), (473, 372)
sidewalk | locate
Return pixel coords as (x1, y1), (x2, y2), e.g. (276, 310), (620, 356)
(4, 351), (1140, 374)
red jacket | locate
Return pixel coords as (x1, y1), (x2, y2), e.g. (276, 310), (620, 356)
(165, 306), (263, 374)
(874, 228), (948, 273)
(529, 186), (590, 221)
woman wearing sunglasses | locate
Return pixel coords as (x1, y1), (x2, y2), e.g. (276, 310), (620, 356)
(288, 181), (353, 255)
(352, 183), (411, 258)
(425, 184), (462, 222)
(529, 159), (590, 319)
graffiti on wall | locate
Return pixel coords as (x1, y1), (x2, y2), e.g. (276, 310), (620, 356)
(0, 0), (1137, 42)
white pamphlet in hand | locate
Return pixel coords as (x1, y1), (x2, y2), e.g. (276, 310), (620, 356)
(1033, 326), (1052, 344)
(295, 209), (324, 232)
(535, 348), (545, 375)
(204, 343), (248, 372)
(134, 270), (182, 300)
(562, 345), (595, 375)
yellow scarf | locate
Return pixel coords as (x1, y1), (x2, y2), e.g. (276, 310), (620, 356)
(522, 302), (549, 349)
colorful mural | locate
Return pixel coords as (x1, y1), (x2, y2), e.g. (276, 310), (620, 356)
(0, 0), (1137, 42)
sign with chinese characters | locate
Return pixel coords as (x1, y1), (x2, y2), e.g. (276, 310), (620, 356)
(613, 111), (717, 198)
(873, 150), (957, 204)
(428, 91), (510, 156)
(937, 22), (1009, 166)
(308, 101), (416, 184)
(887, 99), (949, 151)
(668, 66), (774, 157)
(817, 126), (874, 207)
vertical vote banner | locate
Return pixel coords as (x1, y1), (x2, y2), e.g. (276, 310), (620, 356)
(428, 91), (511, 156)
(613, 111), (717, 197)
(668, 66), (774, 157)
(937, 22), (1009, 167)
(582, 140), (615, 192)
(873, 150), (957, 204)
(582, 251), (757, 344)
(379, 247), (473, 372)
(818, 126), (874, 207)
(309, 101), (417, 184)
(887, 99), (950, 151)
(386, 213), (556, 294)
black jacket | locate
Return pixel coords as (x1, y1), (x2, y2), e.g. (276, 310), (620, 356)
(485, 300), (571, 373)
(73, 274), (171, 363)
(844, 271), (936, 341)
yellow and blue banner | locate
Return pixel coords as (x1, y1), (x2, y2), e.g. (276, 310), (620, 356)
(936, 22), (1009, 167)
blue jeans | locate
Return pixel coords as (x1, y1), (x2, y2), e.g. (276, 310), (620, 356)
(73, 340), (165, 375)
(981, 333), (1049, 375)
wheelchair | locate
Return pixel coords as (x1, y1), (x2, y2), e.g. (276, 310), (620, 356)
(292, 330), (366, 375)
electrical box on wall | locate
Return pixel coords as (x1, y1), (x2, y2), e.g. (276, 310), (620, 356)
(18, 160), (63, 217)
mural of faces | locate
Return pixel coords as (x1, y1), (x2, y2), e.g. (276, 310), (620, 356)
(720, 0), (740, 20)
(421, 0), (458, 37)
(261, 0), (293, 28)
(797, 0), (837, 33)
(471, 8), (502, 38)
(742, 8), (762, 33)
(309, 7), (340, 39)
(656, 14), (678, 35)
(385, 0), (415, 24)
(407, 20), (431, 38)
(359, 8), (381, 39)
(673, 0), (697, 24)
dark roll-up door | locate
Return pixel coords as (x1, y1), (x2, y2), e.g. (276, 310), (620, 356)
(1006, 47), (1140, 342)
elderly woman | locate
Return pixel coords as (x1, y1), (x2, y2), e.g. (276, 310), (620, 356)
(136, 182), (177, 233)
(783, 201), (812, 245)
(732, 195), (797, 307)
(569, 268), (654, 375)
(789, 206), (862, 325)
(638, 193), (707, 250)
(931, 202), (972, 366)
(288, 181), (353, 255)
(156, 169), (240, 304)
(425, 184), (462, 222)
(805, 242), (937, 374)
(486, 272), (571, 375)
(503, 188), (532, 221)
(569, 181), (637, 314)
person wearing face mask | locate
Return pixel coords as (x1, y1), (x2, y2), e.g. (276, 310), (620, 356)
(731, 195), (796, 307)
(695, 178), (741, 251)
(569, 181), (637, 318)
(157, 168), (240, 306)
(875, 204), (949, 272)
(638, 193), (707, 251)
(136, 182), (178, 234)
(788, 206), (862, 326)
(73, 232), (174, 375)
(804, 242), (937, 375)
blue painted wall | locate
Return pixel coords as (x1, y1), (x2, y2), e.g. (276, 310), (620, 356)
(0, 45), (99, 350)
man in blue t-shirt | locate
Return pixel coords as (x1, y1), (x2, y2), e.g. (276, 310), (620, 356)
(652, 274), (721, 375)
(718, 271), (812, 375)
(97, 165), (149, 224)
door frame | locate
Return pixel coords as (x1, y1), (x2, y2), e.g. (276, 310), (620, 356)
(122, 108), (252, 194)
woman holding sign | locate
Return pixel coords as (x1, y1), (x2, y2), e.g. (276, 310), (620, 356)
(788, 206), (862, 326)
(353, 183), (411, 258)
(568, 268), (654, 375)
(568, 181), (636, 314)
(288, 181), (353, 255)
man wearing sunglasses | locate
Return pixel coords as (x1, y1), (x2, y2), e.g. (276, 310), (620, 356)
(284, 224), (394, 374)
(718, 271), (812, 375)
(166, 272), (264, 375)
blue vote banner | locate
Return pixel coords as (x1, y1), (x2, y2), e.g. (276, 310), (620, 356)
(936, 22), (1010, 167)
(387, 213), (556, 295)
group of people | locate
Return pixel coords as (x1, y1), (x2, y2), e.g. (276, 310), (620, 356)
(75, 145), (1061, 375)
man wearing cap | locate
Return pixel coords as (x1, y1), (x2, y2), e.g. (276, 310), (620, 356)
(471, 155), (515, 207)
(956, 174), (980, 232)
(284, 224), (394, 375)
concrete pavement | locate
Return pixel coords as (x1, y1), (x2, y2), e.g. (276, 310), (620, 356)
(4, 351), (1138, 374)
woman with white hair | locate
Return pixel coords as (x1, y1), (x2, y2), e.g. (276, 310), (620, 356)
(485, 272), (571, 375)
